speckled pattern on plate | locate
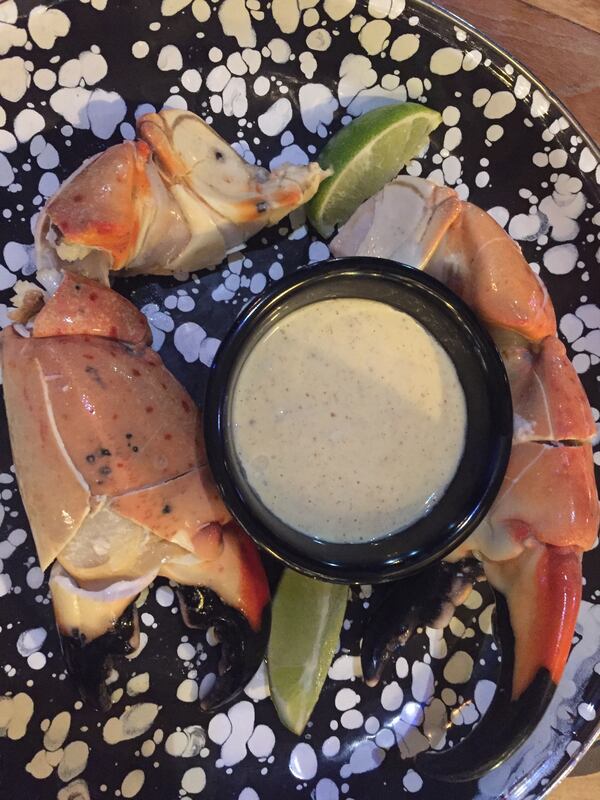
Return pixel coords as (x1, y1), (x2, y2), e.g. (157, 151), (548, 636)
(0, 1), (598, 799)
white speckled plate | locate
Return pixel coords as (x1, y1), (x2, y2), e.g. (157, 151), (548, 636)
(0, 2), (598, 799)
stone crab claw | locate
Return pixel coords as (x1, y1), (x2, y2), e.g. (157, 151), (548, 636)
(362, 442), (597, 781)
(331, 175), (557, 342)
(35, 109), (328, 285)
(335, 175), (599, 780)
(1, 273), (270, 711)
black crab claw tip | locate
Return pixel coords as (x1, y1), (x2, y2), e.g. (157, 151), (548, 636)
(361, 559), (483, 687)
(416, 593), (556, 783)
(58, 603), (140, 712)
(176, 585), (270, 712)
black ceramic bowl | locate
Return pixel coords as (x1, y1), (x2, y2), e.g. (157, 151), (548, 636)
(204, 257), (512, 583)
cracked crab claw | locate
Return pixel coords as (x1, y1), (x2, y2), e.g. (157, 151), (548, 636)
(340, 176), (599, 781)
(138, 110), (326, 228)
(35, 110), (327, 284)
(463, 443), (597, 755)
(50, 563), (150, 711)
(362, 443), (598, 781)
(500, 336), (596, 444)
(332, 175), (556, 342)
(1, 275), (270, 710)
(164, 521), (271, 711)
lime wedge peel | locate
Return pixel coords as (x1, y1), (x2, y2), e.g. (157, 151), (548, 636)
(267, 568), (348, 735)
(307, 102), (442, 237)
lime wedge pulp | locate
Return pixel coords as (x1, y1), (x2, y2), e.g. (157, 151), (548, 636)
(267, 568), (348, 735)
(307, 102), (442, 236)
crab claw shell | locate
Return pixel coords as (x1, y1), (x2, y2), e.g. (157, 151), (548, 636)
(35, 109), (327, 282)
(417, 545), (582, 781)
(33, 273), (151, 346)
(164, 522), (270, 709)
(331, 175), (556, 342)
(161, 522), (270, 633)
(361, 547), (584, 783)
(485, 442), (599, 553)
(501, 335), (596, 443)
(1, 327), (90, 570)
(36, 141), (154, 283)
(176, 584), (270, 711)
(418, 443), (597, 781)
(427, 199), (556, 342)
(1, 274), (227, 571)
(361, 559), (483, 688)
(52, 520), (269, 711)
(137, 110), (328, 228)
(50, 563), (153, 711)
(2, 274), (269, 711)
(31, 334), (202, 498)
(50, 563), (154, 646)
(109, 468), (228, 558)
(362, 440), (598, 781)
(448, 442), (600, 568)
(331, 177), (461, 268)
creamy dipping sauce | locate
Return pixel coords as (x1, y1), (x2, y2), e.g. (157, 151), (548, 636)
(231, 298), (466, 543)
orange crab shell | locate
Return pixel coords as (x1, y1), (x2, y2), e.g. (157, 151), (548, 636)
(489, 441), (599, 552)
(32, 335), (202, 497)
(1, 274), (231, 571)
(33, 272), (151, 345)
(427, 200), (557, 342)
(44, 141), (153, 270)
(110, 469), (229, 554)
(1, 326), (90, 571)
(503, 336), (597, 443)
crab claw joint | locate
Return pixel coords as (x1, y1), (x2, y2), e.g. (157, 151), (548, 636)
(417, 545), (583, 782)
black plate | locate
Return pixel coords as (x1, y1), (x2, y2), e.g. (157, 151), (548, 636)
(0, 2), (598, 799)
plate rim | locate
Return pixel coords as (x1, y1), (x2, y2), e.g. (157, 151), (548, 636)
(538, 730), (600, 800)
(415, 0), (600, 161)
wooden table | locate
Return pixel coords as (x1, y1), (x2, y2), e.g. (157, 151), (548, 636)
(435, 2), (600, 794)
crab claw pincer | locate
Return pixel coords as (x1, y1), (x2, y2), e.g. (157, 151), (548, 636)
(163, 521), (270, 711)
(420, 545), (582, 781)
(1, 274), (270, 711)
(362, 443), (598, 781)
(361, 559), (483, 688)
(51, 564), (146, 711)
(334, 173), (598, 780)
(176, 580), (269, 712)
(51, 519), (270, 713)
(35, 109), (327, 284)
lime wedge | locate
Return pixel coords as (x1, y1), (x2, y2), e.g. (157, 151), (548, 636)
(267, 568), (348, 735)
(307, 102), (441, 236)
